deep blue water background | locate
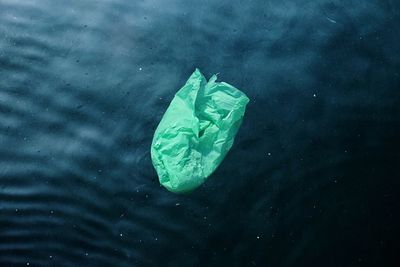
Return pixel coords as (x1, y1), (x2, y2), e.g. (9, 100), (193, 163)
(0, 0), (399, 266)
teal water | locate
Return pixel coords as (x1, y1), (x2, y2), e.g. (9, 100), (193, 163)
(0, 0), (399, 266)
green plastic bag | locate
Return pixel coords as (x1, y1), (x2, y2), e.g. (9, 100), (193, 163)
(151, 69), (249, 193)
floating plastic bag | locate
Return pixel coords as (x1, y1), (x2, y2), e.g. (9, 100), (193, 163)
(151, 69), (249, 193)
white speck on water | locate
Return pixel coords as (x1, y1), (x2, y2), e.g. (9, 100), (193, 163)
(26, 263), (29, 266)
(50, 210), (54, 214)
(139, 67), (142, 71)
(49, 255), (53, 259)
(326, 16), (337, 24)
(267, 152), (271, 156)
(256, 236), (260, 239)
(175, 203), (180, 206)
(313, 93), (317, 98)
(15, 209), (18, 212)
(85, 252), (88, 256)
(120, 233), (123, 237)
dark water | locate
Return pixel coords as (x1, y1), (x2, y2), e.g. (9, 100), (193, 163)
(0, 0), (399, 266)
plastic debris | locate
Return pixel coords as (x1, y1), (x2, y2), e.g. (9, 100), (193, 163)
(151, 69), (249, 193)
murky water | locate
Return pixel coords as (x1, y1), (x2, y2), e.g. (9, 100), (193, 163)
(0, 0), (399, 266)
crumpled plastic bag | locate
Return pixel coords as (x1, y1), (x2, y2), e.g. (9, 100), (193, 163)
(151, 69), (249, 193)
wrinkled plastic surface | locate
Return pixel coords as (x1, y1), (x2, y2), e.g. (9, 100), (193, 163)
(151, 69), (249, 193)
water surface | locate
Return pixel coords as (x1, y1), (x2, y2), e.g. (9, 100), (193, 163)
(0, 0), (399, 266)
